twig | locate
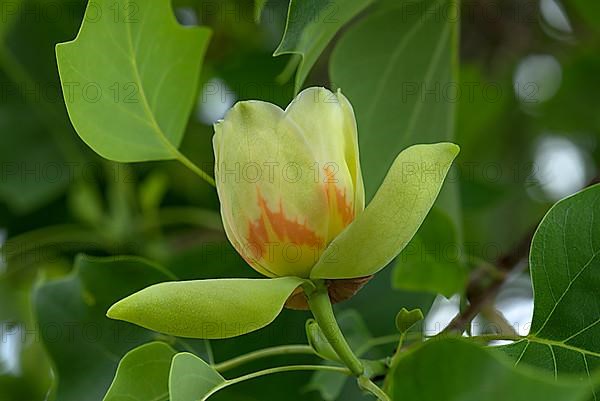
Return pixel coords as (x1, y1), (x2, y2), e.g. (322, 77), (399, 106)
(442, 176), (600, 335)
(481, 305), (520, 337)
(442, 228), (533, 334)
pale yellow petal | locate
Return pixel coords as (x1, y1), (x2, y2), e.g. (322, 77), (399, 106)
(214, 101), (329, 277)
(336, 89), (365, 214)
(284, 87), (360, 239)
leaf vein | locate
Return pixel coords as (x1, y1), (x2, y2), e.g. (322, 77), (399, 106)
(363, 0), (444, 127)
(535, 249), (600, 336)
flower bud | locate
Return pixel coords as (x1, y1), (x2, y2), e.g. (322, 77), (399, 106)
(213, 87), (364, 278)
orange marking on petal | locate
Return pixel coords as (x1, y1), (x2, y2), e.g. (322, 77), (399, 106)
(247, 189), (324, 261)
(323, 165), (355, 233)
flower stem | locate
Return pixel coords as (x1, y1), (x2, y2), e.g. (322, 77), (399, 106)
(305, 281), (364, 376)
(358, 376), (392, 401)
(213, 345), (315, 372)
(201, 365), (351, 401)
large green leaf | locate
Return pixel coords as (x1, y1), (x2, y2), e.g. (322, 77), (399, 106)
(108, 277), (306, 339)
(104, 342), (176, 401)
(56, 0), (211, 162)
(274, 0), (374, 93)
(329, 0), (458, 200)
(33, 255), (201, 401)
(327, 0), (463, 290)
(169, 352), (225, 401)
(500, 185), (600, 393)
(310, 143), (459, 279)
(386, 338), (596, 401)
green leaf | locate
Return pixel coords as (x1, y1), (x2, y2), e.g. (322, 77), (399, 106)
(393, 208), (467, 297)
(329, 0), (459, 201)
(385, 338), (596, 401)
(395, 308), (424, 335)
(108, 277), (306, 339)
(103, 342), (176, 401)
(499, 185), (600, 392)
(274, 0), (374, 93)
(33, 255), (180, 401)
(310, 143), (459, 279)
(169, 352), (225, 401)
(326, 0), (463, 287)
(56, 0), (211, 162)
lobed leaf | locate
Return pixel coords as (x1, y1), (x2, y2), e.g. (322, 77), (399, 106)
(56, 0), (211, 162)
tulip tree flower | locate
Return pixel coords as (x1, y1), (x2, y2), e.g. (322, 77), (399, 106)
(213, 87), (365, 280)
(108, 87), (459, 379)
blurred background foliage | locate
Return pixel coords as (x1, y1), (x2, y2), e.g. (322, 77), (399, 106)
(0, 0), (598, 400)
